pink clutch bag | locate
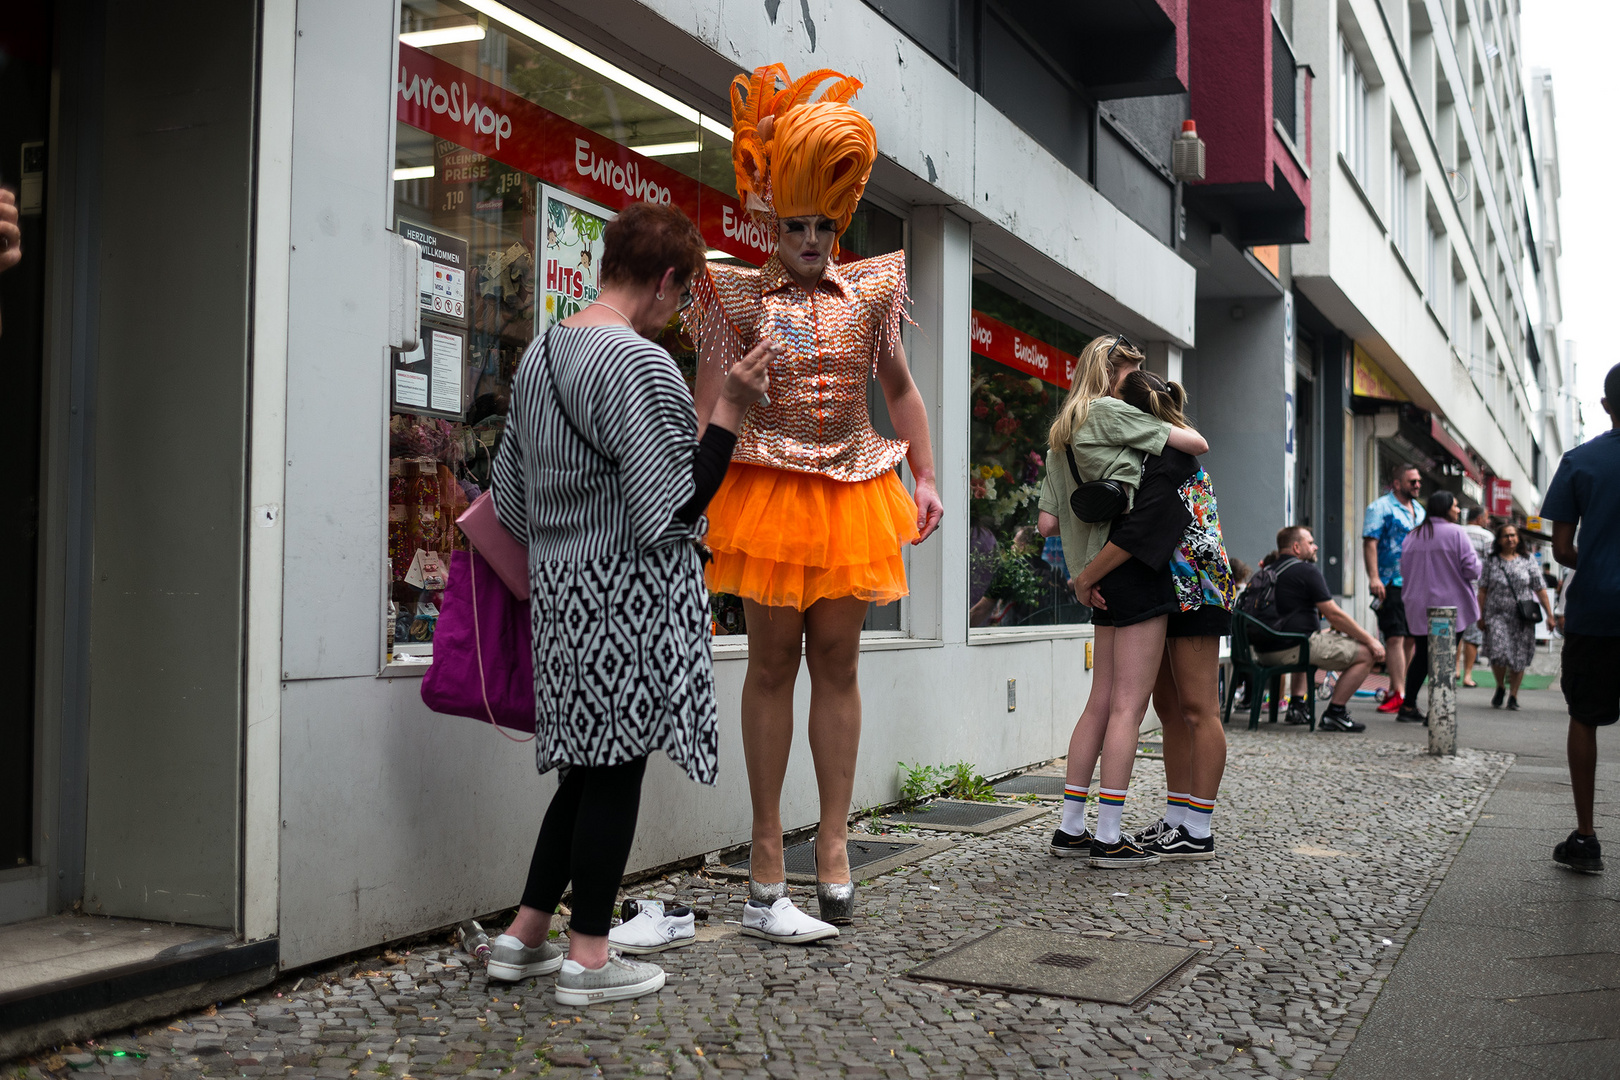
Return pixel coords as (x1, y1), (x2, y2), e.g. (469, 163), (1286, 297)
(456, 491), (530, 600)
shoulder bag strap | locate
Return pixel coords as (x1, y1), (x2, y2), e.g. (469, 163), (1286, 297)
(1065, 443), (1088, 485)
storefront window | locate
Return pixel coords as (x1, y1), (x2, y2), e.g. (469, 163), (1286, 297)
(383, 0), (908, 659)
(968, 271), (1102, 629)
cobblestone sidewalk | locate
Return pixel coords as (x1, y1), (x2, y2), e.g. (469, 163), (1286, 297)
(6, 733), (1509, 1080)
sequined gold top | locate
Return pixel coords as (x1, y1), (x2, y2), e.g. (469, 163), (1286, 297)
(691, 251), (910, 482)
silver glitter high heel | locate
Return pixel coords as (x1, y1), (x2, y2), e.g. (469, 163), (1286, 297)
(748, 877), (787, 904)
(812, 844), (855, 925)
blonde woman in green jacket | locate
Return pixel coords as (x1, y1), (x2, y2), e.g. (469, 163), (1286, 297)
(1037, 335), (1209, 867)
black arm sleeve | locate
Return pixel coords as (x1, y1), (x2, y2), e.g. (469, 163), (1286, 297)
(1108, 448), (1199, 569)
(674, 424), (738, 526)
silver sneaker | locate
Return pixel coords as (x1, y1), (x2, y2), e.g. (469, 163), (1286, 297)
(486, 933), (564, 981)
(554, 955), (666, 1006)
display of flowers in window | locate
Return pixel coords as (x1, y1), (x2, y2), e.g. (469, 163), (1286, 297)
(967, 275), (1101, 629)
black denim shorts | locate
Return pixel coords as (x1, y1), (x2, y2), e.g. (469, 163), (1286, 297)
(1376, 584), (1411, 638)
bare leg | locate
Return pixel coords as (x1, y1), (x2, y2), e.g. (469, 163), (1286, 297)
(1064, 626), (1116, 802)
(1460, 641), (1479, 685)
(1509, 668), (1526, 700)
(1386, 635), (1410, 698)
(1154, 649), (1190, 798)
(1492, 663), (1509, 694)
(1331, 646), (1375, 707)
(1097, 617), (1170, 793)
(1166, 636), (1227, 801)
(1569, 720), (1598, 835)
(802, 596), (872, 884)
(740, 600), (808, 884)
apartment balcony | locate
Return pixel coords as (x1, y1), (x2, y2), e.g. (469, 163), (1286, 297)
(1183, 0), (1312, 245)
(992, 0), (1187, 99)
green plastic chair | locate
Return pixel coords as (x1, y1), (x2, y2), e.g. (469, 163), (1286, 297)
(1223, 611), (1317, 731)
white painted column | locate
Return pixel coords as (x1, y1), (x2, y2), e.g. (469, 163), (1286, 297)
(907, 206), (973, 645)
(242, 0), (297, 944)
(1144, 341), (1183, 384)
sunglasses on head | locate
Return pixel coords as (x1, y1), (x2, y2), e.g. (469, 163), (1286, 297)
(1106, 333), (1134, 360)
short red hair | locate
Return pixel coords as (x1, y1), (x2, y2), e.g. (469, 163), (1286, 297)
(600, 203), (706, 289)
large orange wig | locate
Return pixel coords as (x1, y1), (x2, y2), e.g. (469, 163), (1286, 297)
(729, 64), (875, 257)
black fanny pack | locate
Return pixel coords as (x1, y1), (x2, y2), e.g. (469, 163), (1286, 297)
(1065, 444), (1129, 523)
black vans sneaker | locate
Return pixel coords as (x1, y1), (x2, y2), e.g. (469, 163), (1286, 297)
(1133, 817), (1173, 845)
(1553, 830), (1604, 875)
(1283, 703), (1311, 726)
(1144, 825), (1216, 862)
(1318, 707), (1365, 732)
(1088, 835), (1161, 868)
(1050, 828), (1093, 858)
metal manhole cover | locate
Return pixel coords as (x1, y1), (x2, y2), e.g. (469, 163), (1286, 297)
(992, 775), (1068, 796)
(908, 928), (1202, 1007)
(722, 835), (939, 880)
(882, 800), (1050, 835)
(1033, 953), (1097, 971)
(888, 802), (1022, 827)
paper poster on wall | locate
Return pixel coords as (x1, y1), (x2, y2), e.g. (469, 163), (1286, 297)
(430, 328), (464, 413)
(539, 185), (613, 331)
(391, 322), (469, 420)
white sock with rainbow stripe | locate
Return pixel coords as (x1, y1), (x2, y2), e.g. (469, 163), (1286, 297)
(1060, 784), (1090, 836)
(1163, 792), (1191, 830)
(1184, 794), (1217, 839)
(1095, 787), (1129, 843)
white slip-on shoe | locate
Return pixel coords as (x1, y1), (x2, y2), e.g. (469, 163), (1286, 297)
(739, 896), (839, 944)
(553, 955), (666, 1006)
(608, 900), (697, 954)
(485, 933), (564, 981)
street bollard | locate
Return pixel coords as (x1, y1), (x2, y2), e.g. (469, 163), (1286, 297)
(1427, 606), (1457, 756)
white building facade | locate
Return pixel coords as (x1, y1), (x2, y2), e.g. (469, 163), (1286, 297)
(1280, 0), (1563, 612)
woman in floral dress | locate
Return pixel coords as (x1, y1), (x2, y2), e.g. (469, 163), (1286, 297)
(1477, 523), (1555, 709)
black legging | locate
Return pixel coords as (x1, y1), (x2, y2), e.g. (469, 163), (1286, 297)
(521, 755), (648, 937)
(1404, 635), (1430, 708)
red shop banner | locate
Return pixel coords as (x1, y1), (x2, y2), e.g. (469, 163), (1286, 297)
(396, 44), (772, 264)
(1486, 476), (1512, 516)
(969, 309), (1075, 389)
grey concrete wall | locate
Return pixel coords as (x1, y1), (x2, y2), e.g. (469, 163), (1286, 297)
(81, 0), (255, 927)
(1183, 298), (1292, 572)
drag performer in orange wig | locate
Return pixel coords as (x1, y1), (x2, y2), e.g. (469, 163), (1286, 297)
(690, 65), (943, 940)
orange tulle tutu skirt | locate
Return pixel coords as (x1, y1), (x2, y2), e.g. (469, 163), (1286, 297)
(704, 464), (920, 610)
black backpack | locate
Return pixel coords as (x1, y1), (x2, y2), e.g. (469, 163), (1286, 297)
(1236, 556), (1302, 639)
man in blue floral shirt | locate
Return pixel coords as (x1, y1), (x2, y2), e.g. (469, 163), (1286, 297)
(1362, 463), (1425, 715)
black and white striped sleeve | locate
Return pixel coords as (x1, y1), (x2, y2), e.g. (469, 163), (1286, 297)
(594, 340), (699, 550)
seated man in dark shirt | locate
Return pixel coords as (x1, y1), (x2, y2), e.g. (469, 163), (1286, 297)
(1255, 526), (1386, 732)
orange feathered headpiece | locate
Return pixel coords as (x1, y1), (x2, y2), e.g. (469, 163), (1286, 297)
(730, 64), (875, 257)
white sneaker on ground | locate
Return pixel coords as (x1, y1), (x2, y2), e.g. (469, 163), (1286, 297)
(485, 933), (564, 981)
(553, 955), (666, 1006)
(609, 900), (696, 954)
(740, 896), (839, 944)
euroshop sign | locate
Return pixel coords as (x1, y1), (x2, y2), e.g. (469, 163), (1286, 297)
(396, 45), (766, 264)
(968, 309), (1076, 389)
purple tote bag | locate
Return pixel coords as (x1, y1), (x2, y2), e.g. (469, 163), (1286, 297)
(421, 549), (536, 739)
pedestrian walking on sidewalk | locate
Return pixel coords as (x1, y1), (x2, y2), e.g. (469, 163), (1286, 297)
(1541, 361), (1620, 876)
(1038, 341), (1210, 868)
(486, 204), (771, 1003)
(1458, 509), (1495, 686)
(1394, 491), (1480, 724)
(1363, 464), (1425, 716)
(1477, 523), (1555, 710)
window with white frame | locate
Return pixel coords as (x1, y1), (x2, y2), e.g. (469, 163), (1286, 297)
(1451, 269), (1467, 345)
(1338, 33), (1370, 184)
(1425, 217), (1444, 305)
(1390, 153), (1413, 258)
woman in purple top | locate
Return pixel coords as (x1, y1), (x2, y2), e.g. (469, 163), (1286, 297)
(1395, 490), (1482, 723)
